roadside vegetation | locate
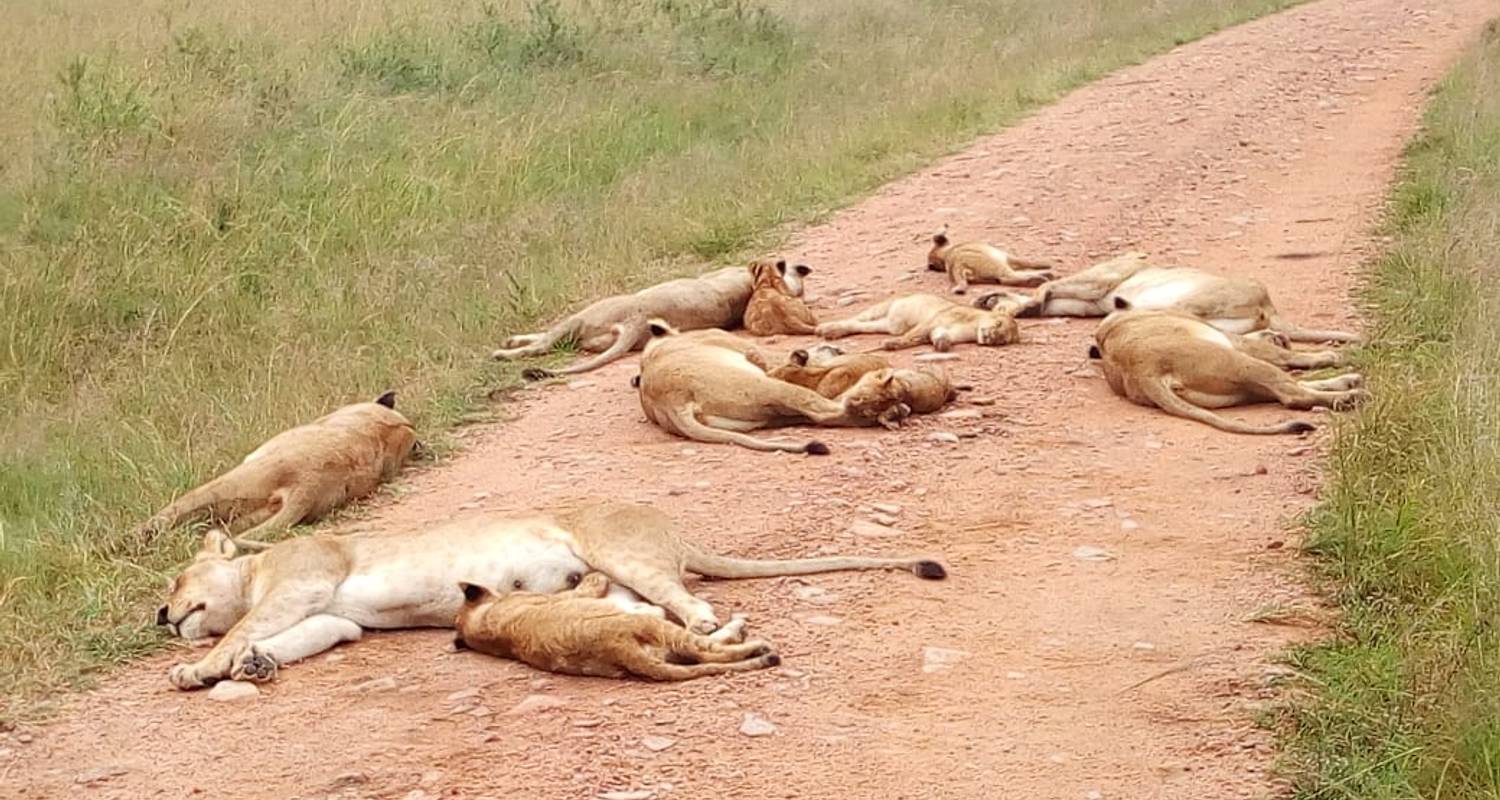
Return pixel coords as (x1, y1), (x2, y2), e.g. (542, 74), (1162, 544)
(0, 0), (1302, 719)
(1283, 20), (1500, 799)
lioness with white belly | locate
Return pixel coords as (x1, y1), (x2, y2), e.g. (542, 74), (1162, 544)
(157, 500), (946, 689)
(1090, 310), (1366, 435)
(138, 392), (417, 540)
(492, 259), (810, 379)
(816, 293), (1022, 352)
(974, 251), (1360, 343)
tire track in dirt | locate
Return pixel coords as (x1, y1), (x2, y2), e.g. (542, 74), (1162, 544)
(8, 1), (1497, 798)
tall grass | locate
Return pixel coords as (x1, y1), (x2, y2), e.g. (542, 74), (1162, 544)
(1282, 20), (1500, 799)
(0, 0), (1301, 719)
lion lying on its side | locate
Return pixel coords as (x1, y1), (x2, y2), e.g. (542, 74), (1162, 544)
(156, 500), (945, 689)
(138, 392), (416, 540)
(454, 573), (780, 681)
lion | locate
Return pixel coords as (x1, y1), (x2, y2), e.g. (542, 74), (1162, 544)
(1089, 310), (1366, 435)
(492, 259), (811, 379)
(453, 573), (780, 681)
(767, 345), (890, 398)
(635, 323), (907, 454)
(743, 259), (818, 336)
(156, 500), (945, 689)
(837, 366), (960, 429)
(926, 227), (1054, 294)
(974, 251), (1360, 343)
(138, 392), (417, 540)
(815, 292), (1022, 351)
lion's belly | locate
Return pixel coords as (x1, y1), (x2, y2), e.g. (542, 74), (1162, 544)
(329, 536), (589, 629)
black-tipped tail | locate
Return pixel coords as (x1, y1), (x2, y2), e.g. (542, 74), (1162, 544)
(375, 390), (397, 408)
(914, 560), (947, 580)
(452, 635), (469, 651)
(804, 441), (831, 455)
(521, 367), (552, 382)
(1288, 421), (1317, 434)
(764, 653), (782, 667)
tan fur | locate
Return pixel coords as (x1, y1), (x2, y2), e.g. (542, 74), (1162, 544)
(816, 293), (1020, 352)
(635, 323), (906, 454)
(156, 501), (945, 689)
(454, 573), (779, 681)
(767, 347), (891, 398)
(743, 260), (819, 336)
(838, 366), (959, 429)
(976, 251), (1360, 343)
(492, 259), (811, 378)
(1092, 310), (1366, 435)
(927, 229), (1054, 294)
(138, 395), (416, 540)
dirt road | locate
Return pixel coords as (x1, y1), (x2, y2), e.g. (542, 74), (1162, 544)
(8, 0), (1496, 797)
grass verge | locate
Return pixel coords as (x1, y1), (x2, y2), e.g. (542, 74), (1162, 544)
(1281, 19), (1500, 799)
(0, 0), (1301, 720)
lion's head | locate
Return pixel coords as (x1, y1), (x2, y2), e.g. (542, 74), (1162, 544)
(155, 530), (252, 640)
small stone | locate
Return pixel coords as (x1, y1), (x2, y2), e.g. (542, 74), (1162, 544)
(446, 688), (481, 703)
(794, 584), (827, 599)
(1080, 497), (1113, 509)
(567, 380), (596, 390)
(1072, 546), (1115, 562)
(507, 694), (566, 715)
(420, 770), (444, 788)
(75, 766), (129, 784)
(1132, 642), (1156, 651)
(693, 480), (711, 489)
(1006, 671), (1026, 680)
(15, 734), (32, 744)
(330, 772), (369, 789)
(922, 646), (970, 673)
(680, 448), (699, 456)
(348, 676), (399, 693)
(207, 680), (260, 702)
(1119, 518), (1140, 531)
(870, 512), (899, 527)
(469, 705), (494, 718)
(802, 615), (842, 626)
(914, 353), (961, 363)
(836, 295), (862, 307)
(1253, 464), (1269, 475)
(739, 712), (777, 737)
(1266, 540), (1285, 550)
(641, 735), (676, 752)
(927, 432), (960, 444)
(871, 503), (902, 515)
(940, 409), (983, 421)
(849, 520), (899, 537)
(599, 791), (655, 800)
(1086, 791), (1104, 800)
(966, 396), (997, 406)
(573, 718), (604, 728)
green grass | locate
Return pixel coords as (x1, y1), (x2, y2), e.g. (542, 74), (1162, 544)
(1280, 19), (1500, 799)
(0, 0), (1303, 720)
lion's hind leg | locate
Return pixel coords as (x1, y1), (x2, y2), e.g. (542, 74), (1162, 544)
(620, 622), (779, 681)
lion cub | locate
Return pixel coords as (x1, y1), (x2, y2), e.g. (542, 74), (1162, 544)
(768, 345), (890, 397)
(927, 228), (1054, 294)
(744, 259), (818, 336)
(454, 573), (780, 681)
(816, 293), (1021, 351)
(839, 366), (959, 429)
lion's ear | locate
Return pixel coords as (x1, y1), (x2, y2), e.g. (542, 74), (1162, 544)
(1087, 344), (1102, 359)
(197, 529), (237, 561)
(460, 582), (493, 604)
(790, 349), (809, 367)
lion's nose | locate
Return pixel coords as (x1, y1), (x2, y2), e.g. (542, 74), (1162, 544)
(155, 606), (169, 626)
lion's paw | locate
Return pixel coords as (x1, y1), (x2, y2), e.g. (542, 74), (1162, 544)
(231, 646), (279, 683)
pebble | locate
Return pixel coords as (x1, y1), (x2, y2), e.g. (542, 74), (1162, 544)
(966, 396), (997, 406)
(921, 646), (971, 674)
(914, 353), (961, 363)
(802, 615), (842, 626)
(420, 770), (444, 788)
(641, 736), (676, 752)
(347, 676), (399, 693)
(206, 680), (260, 702)
(927, 432), (961, 444)
(1120, 517), (1140, 531)
(75, 766), (129, 785)
(1133, 641), (1156, 651)
(940, 409), (983, 421)
(331, 772), (369, 789)
(446, 688), (481, 703)
(870, 512), (899, 527)
(1072, 546), (1116, 562)
(599, 791), (655, 800)
(871, 503), (902, 515)
(739, 713), (777, 737)
(506, 694), (567, 715)
(849, 520), (900, 537)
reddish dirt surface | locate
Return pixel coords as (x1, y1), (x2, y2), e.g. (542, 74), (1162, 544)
(7, 1), (1498, 798)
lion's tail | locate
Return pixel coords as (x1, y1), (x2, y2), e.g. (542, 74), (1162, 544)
(684, 545), (947, 581)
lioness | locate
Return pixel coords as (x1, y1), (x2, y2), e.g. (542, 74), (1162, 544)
(454, 573), (780, 681)
(926, 228), (1054, 294)
(492, 260), (810, 379)
(138, 392), (416, 539)
(1090, 310), (1366, 435)
(743, 259), (818, 336)
(156, 501), (944, 689)
(974, 251), (1360, 343)
(636, 323), (907, 454)
(816, 293), (1021, 351)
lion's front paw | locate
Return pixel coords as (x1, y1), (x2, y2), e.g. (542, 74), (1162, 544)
(231, 647), (279, 683)
(169, 663), (208, 691)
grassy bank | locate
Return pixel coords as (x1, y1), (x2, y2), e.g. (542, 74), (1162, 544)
(0, 0), (1301, 718)
(1283, 20), (1500, 799)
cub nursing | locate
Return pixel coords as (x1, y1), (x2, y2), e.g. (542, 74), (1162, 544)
(454, 573), (780, 681)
